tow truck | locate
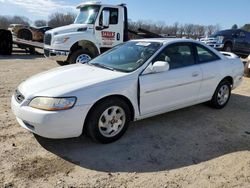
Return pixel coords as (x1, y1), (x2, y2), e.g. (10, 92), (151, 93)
(43, 1), (163, 65)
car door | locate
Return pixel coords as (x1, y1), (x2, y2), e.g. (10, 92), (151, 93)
(234, 31), (247, 54)
(139, 43), (202, 115)
(95, 7), (124, 49)
(194, 44), (222, 100)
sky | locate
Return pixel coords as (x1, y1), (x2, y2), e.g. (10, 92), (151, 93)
(0, 0), (249, 29)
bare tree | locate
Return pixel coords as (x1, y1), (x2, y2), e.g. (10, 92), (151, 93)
(0, 15), (30, 29)
(184, 24), (195, 37)
(48, 12), (76, 28)
(34, 20), (47, 27)
(0, 16), (9, 29)
(242, 24), (250, 32)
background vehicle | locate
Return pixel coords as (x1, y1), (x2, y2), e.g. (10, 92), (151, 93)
(44, 2), (162, 65)
(200, 29), (250, 57)
(8, 24), (52, 42)
(12, 39), (244, 143)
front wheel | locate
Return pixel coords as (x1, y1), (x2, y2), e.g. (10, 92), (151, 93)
(244, 61), (250, 77)
(223, 43), (233, 52)
(69, 49), (93, 64)
(85, 98), (131, 143)
(209, 81), (231, 109)
(56, 61), (69, 66)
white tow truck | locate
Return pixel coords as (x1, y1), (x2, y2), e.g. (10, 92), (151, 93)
(43, 1), (162, 65)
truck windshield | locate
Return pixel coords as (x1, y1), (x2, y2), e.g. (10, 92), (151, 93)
(74, 5), (100, 24)
(89, 41), (162, 73)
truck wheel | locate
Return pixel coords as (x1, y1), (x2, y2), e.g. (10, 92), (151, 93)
(17, 29), (32, 40)
(85, 97), (131, 143)
(0, 30), (13, 55)
(69, 49), (93, 64)
(244, 61), (250, 77)
(56, 61), (69, 66)
(223, 43), (232, 52)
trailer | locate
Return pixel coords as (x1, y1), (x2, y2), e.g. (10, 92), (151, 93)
(0, 29), (44, 55)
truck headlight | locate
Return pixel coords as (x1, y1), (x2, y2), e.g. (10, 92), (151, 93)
(29, 97), (76, 111)
(53, 37), (70, 44)
(217, 36), (224, 43)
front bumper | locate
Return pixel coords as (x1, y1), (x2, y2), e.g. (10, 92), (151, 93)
(44, 48), (69, 62)
(207, 43), (224, 50)
(11, 95), (91, 139)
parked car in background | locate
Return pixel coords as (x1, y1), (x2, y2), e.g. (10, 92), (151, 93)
(200, 29), (250, 57)
(11, 39), (244, 143)
(8, 24), (52, 42)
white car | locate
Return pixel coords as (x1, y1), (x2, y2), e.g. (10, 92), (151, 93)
(11, 39), (244, 143)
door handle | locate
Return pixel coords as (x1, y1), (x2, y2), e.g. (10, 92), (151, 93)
(192, 72), (199, 77)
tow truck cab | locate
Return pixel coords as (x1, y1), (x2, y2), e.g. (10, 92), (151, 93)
(44, 2), (128, 65)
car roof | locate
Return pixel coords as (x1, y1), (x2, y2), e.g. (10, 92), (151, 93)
(131, 38), (199, 44)
(131, 38), (226, 59)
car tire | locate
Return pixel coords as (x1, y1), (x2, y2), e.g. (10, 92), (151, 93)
(244, 61), (250, 77)
(17, 29), (32, 40)
(56, 61), (69, 66)
(85, 97), (131, 143)
(223, 43), (233, 52)
(69, 49), (93, 64)
(0, 30), (13, 55)
(209, 80), (231, 109)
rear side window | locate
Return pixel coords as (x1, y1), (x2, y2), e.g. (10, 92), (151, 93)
(154, 43), (195, 70)
(196, 45), (220, 63)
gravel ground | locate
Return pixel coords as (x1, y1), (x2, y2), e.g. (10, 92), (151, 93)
(0, 53), (250, 188)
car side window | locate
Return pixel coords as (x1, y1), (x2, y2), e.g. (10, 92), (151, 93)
(99, 8), (119, 25)
(153, 43), (195, 70)
(239, 31), (246, 38)
(196, 45), (220, 63)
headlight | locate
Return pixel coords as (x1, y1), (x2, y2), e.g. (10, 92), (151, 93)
(217, 36), (224, 43)
(53, 37), (70, 44)
(29, 97), (76, 111)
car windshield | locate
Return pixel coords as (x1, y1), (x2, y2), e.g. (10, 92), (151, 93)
(210, 30), (230, 37)
(74, 5), (100, 24)
(88, 41), (162, 72)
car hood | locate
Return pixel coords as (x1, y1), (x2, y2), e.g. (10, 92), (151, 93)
(48, 24), (88, 35)
(18, 64), (128, 98)
(200, 37), (217, 42)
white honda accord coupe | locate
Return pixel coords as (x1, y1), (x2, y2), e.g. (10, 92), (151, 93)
(11, 39), (244, 143)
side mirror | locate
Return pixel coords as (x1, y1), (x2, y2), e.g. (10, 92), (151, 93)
(102, 10), (110, 28)
(144, 61), (170, 74)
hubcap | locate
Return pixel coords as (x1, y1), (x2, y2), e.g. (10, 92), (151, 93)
(217, 85), (230, 105)
(75, 54), (91, 64)
(98, 106), (126, 138)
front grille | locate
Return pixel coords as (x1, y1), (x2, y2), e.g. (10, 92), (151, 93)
(44, 33), (52, 45)
(15, 89), (25, 103)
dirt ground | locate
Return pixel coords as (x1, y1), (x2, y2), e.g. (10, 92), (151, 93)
(0, 53), (250, 188)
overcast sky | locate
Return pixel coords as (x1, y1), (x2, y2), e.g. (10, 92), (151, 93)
(0, 0), (249, 29)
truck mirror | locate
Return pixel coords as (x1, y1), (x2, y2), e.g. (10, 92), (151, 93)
(102, 10), (110, 28)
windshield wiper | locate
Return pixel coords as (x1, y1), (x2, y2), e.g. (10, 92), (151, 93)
(91, 63), (115, 71)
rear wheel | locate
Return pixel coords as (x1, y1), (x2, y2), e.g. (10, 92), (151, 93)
(17, 29), (32, 40)
(0, 30), (12, 55)
(85, 98), (131, 143)
(209, 80), (231, 109)
(69, 49), (93, 64)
